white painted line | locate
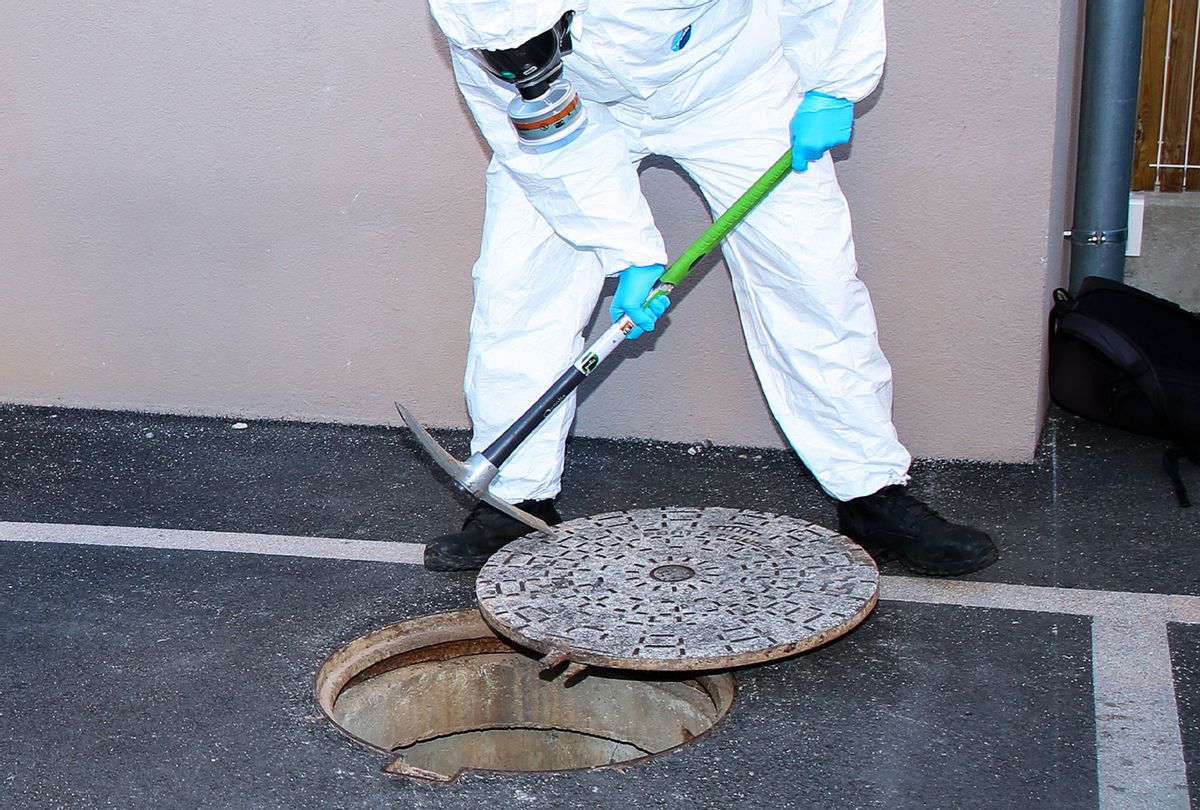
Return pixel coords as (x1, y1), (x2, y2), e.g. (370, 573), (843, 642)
(3, 523), (1197, 624)
(0, 521), (425, 565)
(884, 576), (1196, 810)
(1092, 617), (1190, 809)
(881, 576), (1200, 624)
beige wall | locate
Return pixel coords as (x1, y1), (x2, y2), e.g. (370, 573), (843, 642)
(0, 2), (1080, 462)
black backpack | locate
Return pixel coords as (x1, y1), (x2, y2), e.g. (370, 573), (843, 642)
(1048, 277), (1200, 507)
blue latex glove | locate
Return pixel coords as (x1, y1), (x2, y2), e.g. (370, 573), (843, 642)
(789, 91), (854, 171)
(610, 263), (669, 340)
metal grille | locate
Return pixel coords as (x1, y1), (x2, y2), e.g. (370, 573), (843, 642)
(1134, 0), (1200, 191)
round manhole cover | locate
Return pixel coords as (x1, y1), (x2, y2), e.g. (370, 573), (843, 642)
(477, 507), (879, 671)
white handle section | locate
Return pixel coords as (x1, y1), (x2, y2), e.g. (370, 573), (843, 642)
(572, 318), (632, 376)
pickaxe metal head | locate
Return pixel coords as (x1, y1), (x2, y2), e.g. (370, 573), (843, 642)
(394, 402), (556, 534)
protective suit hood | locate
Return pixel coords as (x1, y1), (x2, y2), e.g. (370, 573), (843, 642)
(428, 0), (585, 51)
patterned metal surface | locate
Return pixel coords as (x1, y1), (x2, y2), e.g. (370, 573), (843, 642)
(476, 507), (879, 671)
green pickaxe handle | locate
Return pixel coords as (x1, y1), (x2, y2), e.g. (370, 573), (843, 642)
(480, 147), (794, 468)
(658, 148), (795, 288)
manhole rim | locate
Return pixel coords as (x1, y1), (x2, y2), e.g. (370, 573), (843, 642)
(312, 607), (739, 783)
(313, 609), (494, 779)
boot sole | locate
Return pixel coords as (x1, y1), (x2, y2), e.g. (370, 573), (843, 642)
(423, 504), (563, 574)
(423, 546), (491, 572)
(849, 530), (1000, 577)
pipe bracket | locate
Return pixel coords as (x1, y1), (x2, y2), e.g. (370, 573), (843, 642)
(1064, 227), (1128, 246)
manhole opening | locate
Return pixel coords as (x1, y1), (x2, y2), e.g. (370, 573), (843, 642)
(314, 609), (736, 782)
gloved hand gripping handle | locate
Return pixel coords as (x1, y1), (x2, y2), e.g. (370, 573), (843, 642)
(478, 147), (795, 471)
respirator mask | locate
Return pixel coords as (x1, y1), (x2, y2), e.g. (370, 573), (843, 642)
(474, 12), (587, 152)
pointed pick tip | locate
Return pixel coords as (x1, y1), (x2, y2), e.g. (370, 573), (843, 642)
(481, 491), (556, 535)
(393, 400), (416, 425)
(392, 400), (469, 480)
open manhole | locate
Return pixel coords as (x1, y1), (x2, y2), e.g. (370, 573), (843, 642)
(313, 608), (736, 782)
(315, 507), (878, 781)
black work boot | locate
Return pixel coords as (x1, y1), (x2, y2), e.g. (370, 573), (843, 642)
(837, 485), (998, 576)
(423, 499), (562, 572)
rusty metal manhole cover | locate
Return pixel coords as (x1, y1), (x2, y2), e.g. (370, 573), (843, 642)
(477, 507), (879, 671)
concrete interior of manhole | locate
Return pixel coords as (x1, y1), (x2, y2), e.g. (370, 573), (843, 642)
(313, 608), (736, 782)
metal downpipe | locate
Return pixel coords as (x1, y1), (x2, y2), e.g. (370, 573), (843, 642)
(1066, 0), (1146, 293)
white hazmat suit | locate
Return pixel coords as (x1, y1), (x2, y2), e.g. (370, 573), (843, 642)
(428, 0), (911, 504)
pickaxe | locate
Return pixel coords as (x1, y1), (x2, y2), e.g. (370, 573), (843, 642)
(397, 148), (795, 532)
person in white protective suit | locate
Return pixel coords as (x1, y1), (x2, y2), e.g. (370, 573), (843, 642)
(422, 0), (999, 576)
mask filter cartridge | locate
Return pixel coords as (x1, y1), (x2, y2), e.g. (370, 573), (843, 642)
(475, 12), (587, 152)
(507, 82), (587, 151)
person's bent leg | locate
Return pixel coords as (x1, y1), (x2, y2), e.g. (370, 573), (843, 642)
(425, 160), (606, 571)
(696, 157), (996, 575)
(665, 63), (996, 575)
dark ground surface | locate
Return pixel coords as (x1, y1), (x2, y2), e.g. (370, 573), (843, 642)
(0, 403), (1197, 809)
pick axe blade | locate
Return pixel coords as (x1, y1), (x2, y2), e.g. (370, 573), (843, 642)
(394, 402), (555, 534)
